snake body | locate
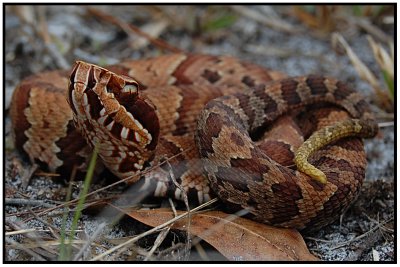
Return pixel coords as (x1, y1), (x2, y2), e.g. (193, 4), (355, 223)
(10, 54), (378, 230)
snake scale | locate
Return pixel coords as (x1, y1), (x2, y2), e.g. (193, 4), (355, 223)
(10, 54), (378, 230)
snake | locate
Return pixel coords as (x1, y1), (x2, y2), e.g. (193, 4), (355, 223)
(10, 53), (378, 230)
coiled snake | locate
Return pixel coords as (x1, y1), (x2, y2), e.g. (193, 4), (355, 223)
(10, 54), (378, 230)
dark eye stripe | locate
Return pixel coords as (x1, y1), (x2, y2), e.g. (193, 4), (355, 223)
(85, 90), (103, 120)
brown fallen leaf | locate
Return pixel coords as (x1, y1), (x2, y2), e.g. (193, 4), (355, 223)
(113, 206), (318, 261)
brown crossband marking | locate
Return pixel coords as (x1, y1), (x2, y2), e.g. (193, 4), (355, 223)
(10, 53), (378, 231)
(202, 69), (221, 83)
(306, 75), (328, 96)
(241, 75), (256, 87)
(280, 78), (302, 105)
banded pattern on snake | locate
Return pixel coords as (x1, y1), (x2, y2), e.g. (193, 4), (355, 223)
(10, 54), (378, 230)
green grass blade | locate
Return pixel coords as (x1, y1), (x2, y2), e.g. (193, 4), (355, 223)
(62, 145), (98, 260)
(58, 179), (75, 260)
(382, 70), (394, 100)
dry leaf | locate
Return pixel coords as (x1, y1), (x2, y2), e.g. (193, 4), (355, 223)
(114, 206), (318, 261)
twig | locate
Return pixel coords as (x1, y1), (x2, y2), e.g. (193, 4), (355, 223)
(378, 121), (394, 128)
(363, 212), (394, 234)
(27, 208), (61, 234)
(5, 218), (57, 259)
(37, 7), (69, 69)
(194, 242), (210, 261)
(331, 32), (392, 111)
(90, 198), (218, 261)
(331, 217), (393, 250)
(6, 228), (37, 236)
(143, 197), (181, 261)
(7, 239), (88, 249)
(166, 161), (191, 260)
(144, 227), (171, 261)
(5, 237), (46, 261)
(168, 198), (178, 217)
(86, 7), (182, 53)
(157, 242), (187, 258)
(5, 198), (56, 209)
(353, 17), (392, 43)
(231, 6), (298, 34)
(304, 236), (337, 243)
(34, 171), (60, 177)
(6, 228), (83, 236)
(73, 222), (107, 261)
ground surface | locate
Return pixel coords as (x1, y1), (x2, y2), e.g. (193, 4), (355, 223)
(4, 5), (394, 261)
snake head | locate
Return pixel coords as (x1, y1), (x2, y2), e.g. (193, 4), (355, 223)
(67, 61), (160, 180)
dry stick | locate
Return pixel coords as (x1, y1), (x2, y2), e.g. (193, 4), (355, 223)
(26, 207), (86, 256)
(37, 7), (69, 69)
(378, 121), (394, 128)
(108, 198), (180, 260)
(143, 199), (179, 261)
(157, 242), (187, 258)
(5, 237), (46, 261)
(143, 227), (171, 261)
(73, 222), (107, 261)
(166, 161), (191, 260)
(331, 217), (393, 250)
(86, 7), (183, 53)
(7, 239), (89, 250)
(304, 236), (337, 243)
(363, 212), (394, 233)
(27, 208), (62, 236)
(194, 242), (210, 261)
(90, 198), (218, 261)
(168, 198), (178, 217)
(6, 228), (37, 236)
(143, 191), (182, 261)
(6, 228), (84, 236)
(231, 6), (298, 34)
(5, 198), (57, 209)
(33, 171), (60, 177)
(141, 196), (183, 260)
(5, 218), (55, 260)
(24, 211), (60, 257)
(353, 17), (392, 43)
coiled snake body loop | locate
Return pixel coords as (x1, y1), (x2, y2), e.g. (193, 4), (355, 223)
(10, 54), (378, 230)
